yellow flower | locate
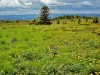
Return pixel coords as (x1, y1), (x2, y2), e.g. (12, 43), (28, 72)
(95, 72), (97, 73)
(95, 72), (99, 75)
(90, 73), (93, 75)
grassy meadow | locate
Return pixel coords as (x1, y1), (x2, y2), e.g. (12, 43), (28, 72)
(0, 19), (100, 75)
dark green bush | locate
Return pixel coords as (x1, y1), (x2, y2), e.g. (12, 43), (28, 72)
(1, 41), (6, 44)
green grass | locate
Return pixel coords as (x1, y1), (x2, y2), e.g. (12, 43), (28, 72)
(0, 20), (100, 75)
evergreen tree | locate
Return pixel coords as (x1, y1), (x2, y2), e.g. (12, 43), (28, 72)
(39, 5), (51, 25)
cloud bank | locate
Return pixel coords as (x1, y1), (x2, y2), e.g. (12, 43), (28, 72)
(0, 0), (100, 14)
(0, 0), (34, 7)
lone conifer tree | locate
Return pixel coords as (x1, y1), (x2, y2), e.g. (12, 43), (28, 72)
(39, 5), (51, 25)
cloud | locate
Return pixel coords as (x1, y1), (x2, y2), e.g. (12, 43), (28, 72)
(0, 0), (34, 7)
(24, 2), (32, 6)
(40, 0), (100, 7)
(0, 0), (22, 7)
(83, 1), (93, 5)
(0, 0), (100, 15)
(40, 0), (72, 6)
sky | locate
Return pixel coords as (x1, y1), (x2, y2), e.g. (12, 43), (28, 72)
(0, 0), (100, 15)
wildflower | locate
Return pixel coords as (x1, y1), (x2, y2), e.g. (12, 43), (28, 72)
(90, 73), (93, 75)
(20, 73), (23, 75)
(95, 72), (99, 75)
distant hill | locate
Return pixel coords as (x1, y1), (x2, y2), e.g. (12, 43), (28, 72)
(0, 14), (100, 20)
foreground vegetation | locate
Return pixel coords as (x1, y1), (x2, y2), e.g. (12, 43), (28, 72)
(0, 18), (100, 75)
